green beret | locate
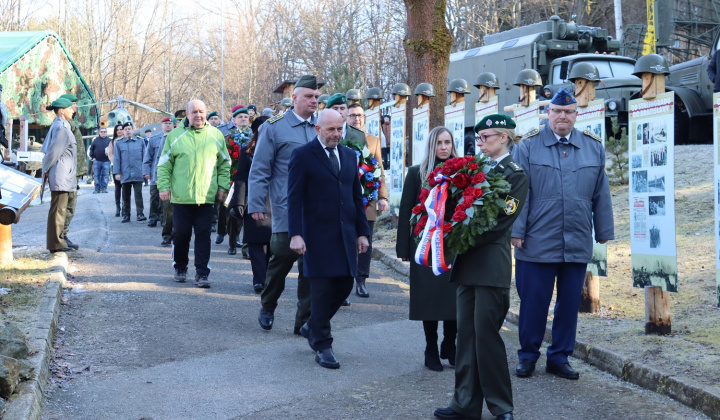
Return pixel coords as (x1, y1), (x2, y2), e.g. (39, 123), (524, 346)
(59, 93), (78, 102)
(326, 93), (348, 109)
(207, 111), (219, 119)
(49, 97), (73, 110)
(474, 114), (516, 132)
(232, 107), (248, 117)
(295, 74), (318, 90)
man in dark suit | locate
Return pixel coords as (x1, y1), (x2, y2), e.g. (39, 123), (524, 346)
(287, 109), (370, 369)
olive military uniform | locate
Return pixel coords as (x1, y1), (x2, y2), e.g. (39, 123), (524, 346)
(61, 118), (84, 241)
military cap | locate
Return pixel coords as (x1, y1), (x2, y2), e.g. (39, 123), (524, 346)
(59, 93), (78, 102)
(318, 94), (330, 104)
(326, 93), (348, 109)
(47, 97), (73, 111)
(231, 104), (245, 114)
(551, 88), (577, 106)
(295, 74), (318, 90)
(207, 111), (219, 119)
(247, 105), (257, 111)
(123, 122), (134, 128)
(280, 98), (293, 107)
(174, 110), (186, 118)
(474, 114), (516, 133)
(161, 117), (172, 123)
(365, 87), (383, 100)
(233, 107), (248, 117)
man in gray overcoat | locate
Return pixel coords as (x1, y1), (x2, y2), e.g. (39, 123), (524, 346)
(42, 98), (77, 253)
(114, 122), (146, 223)
(248, 74), (319, 334)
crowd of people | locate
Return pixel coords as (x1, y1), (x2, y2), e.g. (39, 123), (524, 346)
(41, 80), (614, 420)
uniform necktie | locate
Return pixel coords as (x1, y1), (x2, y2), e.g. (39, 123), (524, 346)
(487, 160), (498, 168)
(326, 147), (339, 175)
(559, 137), (569, 144)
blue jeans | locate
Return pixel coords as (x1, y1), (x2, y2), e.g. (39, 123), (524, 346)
(93, 160), (110, 191)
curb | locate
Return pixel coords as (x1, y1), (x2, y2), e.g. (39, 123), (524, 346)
(3, 253), (68, 420)
(372, 247), (720, 420)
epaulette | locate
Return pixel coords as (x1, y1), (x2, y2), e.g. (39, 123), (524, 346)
(583, 129), (602, 143)
(521, 128), (539, 140)
(267, 114), (284, 124)
(507, 161), (524, 172)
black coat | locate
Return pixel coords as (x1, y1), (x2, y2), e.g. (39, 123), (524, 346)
(230, 148), (271, 244)
(287, 138), (370, 278)
(396, 165), (457, 321)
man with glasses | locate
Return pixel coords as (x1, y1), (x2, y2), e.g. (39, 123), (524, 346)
(510, 88), (614, 381)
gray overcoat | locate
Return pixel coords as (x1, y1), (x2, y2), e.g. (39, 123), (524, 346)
(41, 117), (77, 192)
(114, 136), (146, 184)
(143, 133), (167, 185)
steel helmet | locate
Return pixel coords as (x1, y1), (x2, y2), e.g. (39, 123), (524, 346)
(346, 89), (363, 100)
(513, 69), (543, 87)
(391, 83), (411, 97)
(632, 54), (670, 76)
(413, 83), (436, 97)
(473, 72), (499, 88)
(365, 87), (383, 100)
(280, 97), (293, 107)
(568, 62), (601, 82)
(318, 94), (330, 104)
(447, 79), (470, 94)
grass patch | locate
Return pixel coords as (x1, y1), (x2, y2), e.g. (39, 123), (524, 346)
(0, 254), (54, 326)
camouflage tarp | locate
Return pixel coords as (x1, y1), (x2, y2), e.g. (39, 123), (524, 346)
(0, 31), (98, 129)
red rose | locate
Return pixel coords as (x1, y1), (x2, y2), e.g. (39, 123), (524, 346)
(229, 140), (235, 146)
(419, 214), (428, 225)
(468, 162), (479, 171)
(452, 173), (470, 189)
(471, 172), (486, 184)
(458, 199), (473, 210)
(414, 222), (424, 236)
(232, 152), (239, 159)
(465, 156), (475, 164)
(463, 186), (475, 197)
(412, 205), (423, 215)
(234, 144), (240, 151)
(443, 222), (453, 233)
(227, 148), (232, 154)
(418, 188), (430, 203)
(452, 210), (467, 222)
(441, 164), (454, 176)
(367, 182), (375, 188)
(474, 188), (484, 199)
(428, 177), (437, 187)
(233, 170), (237, 176)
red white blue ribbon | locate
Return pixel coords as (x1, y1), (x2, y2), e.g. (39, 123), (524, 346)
(414, 173), (452, 276)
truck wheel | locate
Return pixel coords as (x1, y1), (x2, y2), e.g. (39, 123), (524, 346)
(674, 97), (690, 145)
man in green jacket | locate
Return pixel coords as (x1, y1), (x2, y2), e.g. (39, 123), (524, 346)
(157, 99), (231, 288)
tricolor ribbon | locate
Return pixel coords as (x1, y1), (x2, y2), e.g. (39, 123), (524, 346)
(414, 172), (452, 276)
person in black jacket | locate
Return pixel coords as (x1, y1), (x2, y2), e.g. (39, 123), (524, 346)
(88, 126), (112, 193)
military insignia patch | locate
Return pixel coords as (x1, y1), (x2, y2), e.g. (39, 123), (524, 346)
(505, 196), (519, 215)
(268, 114), (284, 124)
(508, 162), (523, 172)
(521, 128), (540, 140)
(583, 129), (602, 143)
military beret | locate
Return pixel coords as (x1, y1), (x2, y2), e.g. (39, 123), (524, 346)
(207, 111), (219, 119)
(247, 105), (256, 111)
(295, 74), (318, 90)
(59, 93), (78, 102)
(233, 107), (248, 117)
(161, 117), (172, 123)
(474, 113), (516, 132)
(48, 97), (73, 110)
(326, 93), (348, 109)
(231, 104), (245, 114)
(122, 122), (133, 128)
(551, 88), (577, 106)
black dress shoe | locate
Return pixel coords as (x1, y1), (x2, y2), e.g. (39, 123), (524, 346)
(440, 339), (456, 367)
(64, 238), (80, 250)
(148, 220), (158, 227)
(253, 283), (264, 294)
(516, 359), (536, 377)
(121, 216), (130, 223)
(137, 214), (147, 222)
(299, 323), (315, 351)
(315, 348), (340, 369)
(495, 412), (514, 420)
(341, 298), (350, 306)
(433, 407), (473, 420)
(49, 247), (73, 253)
(161, 237), (172, 247)
(355, 279), (369, 298)
(228, 247), (237, 255)
(258, 307), (274, 330)
(215, 234), (224, 244)
(242, 250), (250, 259)
(546, 362), (580, 380)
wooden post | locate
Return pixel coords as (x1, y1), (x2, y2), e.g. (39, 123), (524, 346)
(478, 86), (497, 103)
(641, 73), (665, 100)
(0, 224), (12, 265)
(519, 85), (536, 107)
(450, 91), (466, 106)
(579, 271), (600, 313)
(644, 286), (671, 335)
(574, 79), (596, 107)
(368, 98), (381, 110)
(3, 119), (11, 161)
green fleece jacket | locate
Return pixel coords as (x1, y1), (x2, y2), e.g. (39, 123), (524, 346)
(156, 122), (231, 204)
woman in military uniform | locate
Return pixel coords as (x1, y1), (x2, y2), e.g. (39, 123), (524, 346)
(434, 114), (528, 420)
(397, 126), (458, 372)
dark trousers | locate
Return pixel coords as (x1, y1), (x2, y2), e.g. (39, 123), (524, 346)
(260, 232), (311, 329)
(61, 185), (77, 239)
(218, 205), (239, 245)
(248, 243), (271, 286)
(113, 178), (121, 206)
(307, 276), (354, 351)
(381, 147), (390, 169)
(356, 221), (374, 281)
(451, 284), (512, 417)
(172, 204), (213, 276)
(47, 191), (70, 250)
(121, 181), (144, 217)
(162, 200), (174, 240)
(149, 185), (162, 222)
(515, 260), (588, 365)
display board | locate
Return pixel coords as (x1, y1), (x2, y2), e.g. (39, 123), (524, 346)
(628, 91), (677, 292)
(365, 107), (380, 139)
(444, 102), (465, 156)
(474, 98), (499, 155)
(389, 103), (406, 216)
(577, 99), (608, 276)
(412, 105), (429, 165)
(0, 164), (42, 210)
(513, 101), (540, 137)
(714, 92), (720, 306)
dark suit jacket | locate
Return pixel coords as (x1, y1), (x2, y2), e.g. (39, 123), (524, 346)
(288, 137), (370, 278)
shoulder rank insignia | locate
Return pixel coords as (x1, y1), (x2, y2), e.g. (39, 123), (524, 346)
(508, 161), (524, 172)
(583, 129), (602, 143)
(267, 114), (284, 124)
(521, 128), (539, 140)
(504, 196), (519, 215)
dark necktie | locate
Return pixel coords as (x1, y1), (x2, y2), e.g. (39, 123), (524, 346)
(559, 137), (569, 144)
(487, 160), (498, 168)
(326, 147), (339, 175)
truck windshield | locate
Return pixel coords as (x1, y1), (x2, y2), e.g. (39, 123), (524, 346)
(554, 60), (636, 83)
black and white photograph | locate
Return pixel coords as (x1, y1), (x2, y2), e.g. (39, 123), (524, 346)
(642, 123), (650, 145)
(632, 155), (643, 169)
(649, 225), (661, 248)
(632, 170), (648, 194)
(588, 244), (608, 277)
(648, 196), (666, 216)
(632, 254), (678, 292)
(648, 174), (665, 192)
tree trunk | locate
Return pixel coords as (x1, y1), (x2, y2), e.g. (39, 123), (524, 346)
(403, 0), (454, 164)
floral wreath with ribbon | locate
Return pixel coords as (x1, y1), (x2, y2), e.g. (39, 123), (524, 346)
(341, 140), (383, 208)
(410, 155), (511, 276)
(226, 128), (251, 176)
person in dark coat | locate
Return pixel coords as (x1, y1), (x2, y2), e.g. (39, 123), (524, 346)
(708, 48), (720, 93)
(230, 116), (271, 293)
(287, 109), (370, 369)
(397, 126), (458, 372)
(434, 114), (528, 420)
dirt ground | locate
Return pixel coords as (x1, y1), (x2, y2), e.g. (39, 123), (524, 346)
(373, 144), (720, 393)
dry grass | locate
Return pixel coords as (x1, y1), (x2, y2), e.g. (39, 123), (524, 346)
(0, 253), (54, 329)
